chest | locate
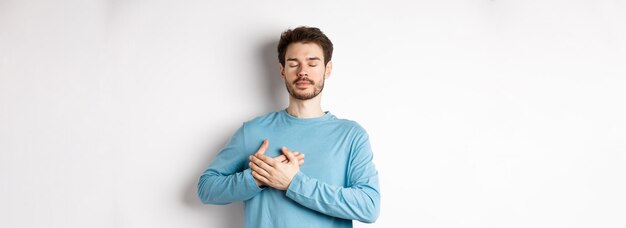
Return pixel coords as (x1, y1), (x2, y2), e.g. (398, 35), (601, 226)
(259, 127), (353, 186)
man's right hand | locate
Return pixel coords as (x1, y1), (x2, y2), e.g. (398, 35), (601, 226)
(252, 139), (304, 187)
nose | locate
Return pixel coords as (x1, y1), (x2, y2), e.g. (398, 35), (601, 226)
(297, 67), (308, 77)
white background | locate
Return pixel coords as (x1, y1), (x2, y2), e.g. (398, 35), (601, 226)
(1, 0), (625, 227)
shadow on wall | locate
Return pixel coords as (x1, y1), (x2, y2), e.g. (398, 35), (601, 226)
(182, 134), (244, 228)
(260, 39), (288, 112)
(181, 39), (285, 227)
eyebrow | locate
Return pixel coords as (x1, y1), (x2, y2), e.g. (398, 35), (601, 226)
(286, 57), (322, 62)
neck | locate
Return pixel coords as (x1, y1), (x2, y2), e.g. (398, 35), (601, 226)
(286, 94), (324, 118)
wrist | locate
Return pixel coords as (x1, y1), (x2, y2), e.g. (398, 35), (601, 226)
(285, 170), (301, 190)
(254, 178), (265, 187)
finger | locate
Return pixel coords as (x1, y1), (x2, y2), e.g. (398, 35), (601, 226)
(273, 155), (287, 163)
(255, 139), (269, 155)
(275, 152), (303, 163)
(250, 155), (275, 171)
(282, 148), (297, 163)
(251, 170), (270, 185)
(255, 154), (276, 167)
(296, 154), (304, 163)
(281, 146), (291, 154)
(249, 161), (271, 178)
(281, 147), (304, 163)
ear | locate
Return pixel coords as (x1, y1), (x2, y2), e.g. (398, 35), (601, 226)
(324, 61), (333, 79)
(279, 63), (285, 81)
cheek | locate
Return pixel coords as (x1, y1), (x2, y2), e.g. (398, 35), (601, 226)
(285, 68), (299, 75)
(316, 68), (327, 78)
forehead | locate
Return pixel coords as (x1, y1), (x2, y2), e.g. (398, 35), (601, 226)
(285, 42), (324, 61)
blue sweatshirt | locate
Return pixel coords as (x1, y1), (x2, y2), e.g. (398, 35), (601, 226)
(197, 110), (380, 227)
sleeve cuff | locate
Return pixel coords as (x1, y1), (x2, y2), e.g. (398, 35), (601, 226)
(286, 171), (306, 199)
(244, 168), (265, 191)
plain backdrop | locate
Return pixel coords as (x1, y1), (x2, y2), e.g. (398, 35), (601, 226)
(1, 0), (625, 227)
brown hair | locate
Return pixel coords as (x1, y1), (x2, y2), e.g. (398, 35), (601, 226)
(277, 26), (334, 67)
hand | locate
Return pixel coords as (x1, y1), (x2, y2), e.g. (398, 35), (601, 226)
(254, 139), (305, 165)
(252, 139), (304, 187)
(250, 146), (300, 190)
(274, 152), (304, 165)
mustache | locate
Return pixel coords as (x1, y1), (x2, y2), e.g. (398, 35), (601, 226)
(293, 78), (314, 85)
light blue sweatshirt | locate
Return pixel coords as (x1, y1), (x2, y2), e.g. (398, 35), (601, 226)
(197, 109), (380, 228)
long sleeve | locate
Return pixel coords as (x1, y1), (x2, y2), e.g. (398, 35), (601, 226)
(197, 124), (263, 205)
(285, 131), (381, 223)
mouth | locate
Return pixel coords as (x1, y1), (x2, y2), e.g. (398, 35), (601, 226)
(294, 79), (313, 88)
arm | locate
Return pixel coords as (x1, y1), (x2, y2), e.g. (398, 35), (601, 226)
(197, 124), (263, 205)
(285, 132), (380, 223)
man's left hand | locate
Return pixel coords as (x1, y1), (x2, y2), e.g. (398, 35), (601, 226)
(249, 146), (300, 190)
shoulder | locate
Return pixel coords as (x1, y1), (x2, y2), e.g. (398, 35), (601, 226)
(331, 117), (373, 156)
(330, 115), (369, 137)
(238, 111), (286, 138)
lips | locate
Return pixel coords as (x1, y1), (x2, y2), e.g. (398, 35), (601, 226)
(294, 79), (313, 85)
(296, 81), (311, 86)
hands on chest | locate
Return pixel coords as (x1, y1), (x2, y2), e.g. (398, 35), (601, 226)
(249, 139), (305, 190)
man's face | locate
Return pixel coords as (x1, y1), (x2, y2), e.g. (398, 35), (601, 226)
(280, 42), (332, 100)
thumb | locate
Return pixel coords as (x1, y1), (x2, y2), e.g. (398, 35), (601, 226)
(282, 146), (297, 163)
(256, 139), (269, 155)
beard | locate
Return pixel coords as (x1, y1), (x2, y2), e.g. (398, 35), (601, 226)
(285, 76), (325, 100)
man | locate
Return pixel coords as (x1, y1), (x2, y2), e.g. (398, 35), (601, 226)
(197, 26), (380, 228)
